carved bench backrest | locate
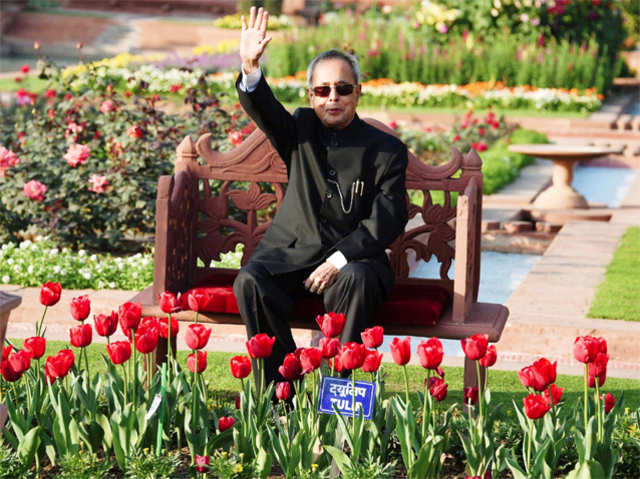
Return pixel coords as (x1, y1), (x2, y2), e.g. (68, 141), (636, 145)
(163, 119), (482, 299)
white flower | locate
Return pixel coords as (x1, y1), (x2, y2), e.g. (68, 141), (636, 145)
(7, 258), (13, 265)
(109, 282), (116, 288)
(27, 265), (34, 274)
(78, 249), (86, 257)
(19, 240), (32, 249)
(1, 275), (9, 283)
(53, 265), (61, 273)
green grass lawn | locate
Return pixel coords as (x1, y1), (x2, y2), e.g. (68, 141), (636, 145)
(10, 338), (640, 410)
(588, 226), (640, 321)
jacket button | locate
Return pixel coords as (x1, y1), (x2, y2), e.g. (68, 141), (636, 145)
(326, 192), (333, 199)
(328, 169), (336, 176)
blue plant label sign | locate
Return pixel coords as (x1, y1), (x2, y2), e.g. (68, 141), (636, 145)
(317, 376), (376, 419)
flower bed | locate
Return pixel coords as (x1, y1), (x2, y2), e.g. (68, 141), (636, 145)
(0, 284), (638, 478)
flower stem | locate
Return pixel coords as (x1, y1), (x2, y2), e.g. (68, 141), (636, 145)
(352, 372), (357, 437)
(167, 313), (173, 382)
(595, 380), (602, 442)
(402, 365), (410, 406)
(121, 363), (128, 404)
(583, 363), (588, 432)
(36, 306), (47, 336)
(132, 331), (137, 408)
(422, 370), (430, 440)
(476, 360), (483, 420)
(83, 347), (90, 379)
(191, 349), (197, 464)
(526, 417), (533, 473)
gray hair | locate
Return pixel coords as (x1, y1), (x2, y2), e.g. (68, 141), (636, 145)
(306, 50), (360, 88)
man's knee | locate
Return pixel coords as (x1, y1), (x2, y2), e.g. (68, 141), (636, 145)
(336, 262), (378, 289)
(233, 263), (265, 297)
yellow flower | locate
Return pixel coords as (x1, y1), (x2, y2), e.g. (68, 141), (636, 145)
(311, 464), (319, 472)
(233, 464), (243, 473)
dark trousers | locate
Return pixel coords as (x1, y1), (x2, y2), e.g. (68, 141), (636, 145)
(233, 259), (393, 387)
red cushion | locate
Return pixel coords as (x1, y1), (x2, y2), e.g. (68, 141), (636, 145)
(181, 274), (448, 327)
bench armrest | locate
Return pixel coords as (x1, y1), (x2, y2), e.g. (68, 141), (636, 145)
(452, 176), (481, 322)
(153, 170), (196, 299)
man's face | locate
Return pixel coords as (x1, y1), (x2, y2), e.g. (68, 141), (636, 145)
(308, 58), (361, 130)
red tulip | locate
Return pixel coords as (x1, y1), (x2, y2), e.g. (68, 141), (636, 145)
(517, 357), (557, 393)
(187, 350), (207, 373)
(8, 349), (31, 375)
(300, 347), (323, 374)
(106, 341), (131, 364)
(158, 291), (181, 314)
(218, 416), (235, 432)
(245, 333), (275, 358)
(235, 395), (241, 409)
(417, 337), (443, 369)
(230, 355), (252, 379)
(428, 376), (448, 401)
(329, 355), (344, 373)
(319, 337), (341, 358)
(339, 342), (366, 370)
(70, 295), (90, 321)
(94, 311), (118, 337)
(573, 335), (599, 363)
(588, 352), (608, 388)
(361, 349), (383, 373)
(544, 384), (563, 407)
(118, 302), (142, 331)
(135, 326), (159, 354)
(1, 345), (10, 361)
(276, 381), (291, 401)
(315, 312), (346, 338)
(40, 282), (62, 306)
(390, 337), (411, 366)
(186, 323), (212, 350)
(464, 386), (478, 405)
(594, 336), (607, 354)
(461, 334), (489, 360)
(1, 358), (23, 382)
(70, 323), (92, 348)
(603, 392), (615, 414)
(518, 366), (547, 392)
(479, 345), (497, 368)
(158, 316), (179, 339)
(523, 393), (550, 419)
(361, 325), (384, 349)
(278, 352), (302, 380)
(187, 290), (210, 312)
(195, 455), (210, 473)
(45, 349), (74, 383)
(23, 336), (46, 359)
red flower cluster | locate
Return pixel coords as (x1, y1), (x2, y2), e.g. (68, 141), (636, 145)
(574, 335), (609, 388)
(518, 356), (562, 419)
(1, 347), (31, 382)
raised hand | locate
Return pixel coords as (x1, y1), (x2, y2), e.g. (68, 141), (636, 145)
(240, 6), (272, 74)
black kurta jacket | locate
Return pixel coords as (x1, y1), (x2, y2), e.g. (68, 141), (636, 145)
(236, 73), (409, 277)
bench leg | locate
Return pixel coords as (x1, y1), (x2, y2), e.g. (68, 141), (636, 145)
(0, 310), (9, 352)
(0, 403), (7, 435)
(153, 335), (177, 371)
(463, 357), (486, 392)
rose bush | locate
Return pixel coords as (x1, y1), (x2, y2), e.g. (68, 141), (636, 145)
(0, 58), (254, 252)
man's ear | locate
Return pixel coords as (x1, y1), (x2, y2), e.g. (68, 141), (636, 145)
(307, 88), (314, 103)
(355, 84), (362, 104)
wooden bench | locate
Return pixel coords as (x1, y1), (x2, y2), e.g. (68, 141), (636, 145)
(0, 291), (22, 434)
(132, 119), (509, 390)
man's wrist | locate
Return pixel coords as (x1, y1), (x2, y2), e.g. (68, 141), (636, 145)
(242, 61), (260, 75)
(327, 251), (348, 270)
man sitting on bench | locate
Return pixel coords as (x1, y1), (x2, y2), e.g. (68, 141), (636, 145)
(233, 7), (409, 387)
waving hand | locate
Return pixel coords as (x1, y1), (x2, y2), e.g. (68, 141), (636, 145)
(240, 6), (272, 74)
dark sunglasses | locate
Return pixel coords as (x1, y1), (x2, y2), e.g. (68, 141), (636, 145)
(311, 84), (355, 97)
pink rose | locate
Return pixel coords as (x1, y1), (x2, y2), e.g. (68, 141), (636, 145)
(127, 125), (143, 139)
(88, 174), (109, 194)
(0, 146), (21, 168)
(100, 100), (117, 113)
(23, 180), (47, 201)
(64, 143), (90, 167)
(228, 131), (243, 146)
